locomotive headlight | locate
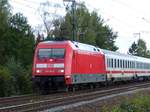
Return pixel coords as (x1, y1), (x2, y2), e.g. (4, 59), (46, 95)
(58, 69), (64, 73)
(36, 69), (41, 73)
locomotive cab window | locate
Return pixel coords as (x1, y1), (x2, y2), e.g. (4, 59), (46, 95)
(38, 48), (65, 59)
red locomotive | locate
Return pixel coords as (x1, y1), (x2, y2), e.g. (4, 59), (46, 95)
(32, 40), (150, 93)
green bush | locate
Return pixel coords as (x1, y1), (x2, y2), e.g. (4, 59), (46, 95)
(103, 94), (150, 112)
(6, 57), (32, 95)
(0, 66), (13, 97)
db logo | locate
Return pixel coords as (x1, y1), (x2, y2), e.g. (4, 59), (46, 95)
(47, 64), (53, 68)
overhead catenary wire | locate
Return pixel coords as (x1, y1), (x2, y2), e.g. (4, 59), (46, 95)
(10, 0), (37, 11)
(9, 0), (65, 19)
(85, 2), (136, 29)
(110, 0), (150, 24)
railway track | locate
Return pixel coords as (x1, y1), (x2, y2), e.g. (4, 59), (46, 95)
(0, 92), (71, 108)
(0, 81), (150, 112)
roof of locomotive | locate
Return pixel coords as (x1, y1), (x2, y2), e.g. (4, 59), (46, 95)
(38, 40), (70, 45)
(38, 40), (101, 52)
(72, 41), (101, 52)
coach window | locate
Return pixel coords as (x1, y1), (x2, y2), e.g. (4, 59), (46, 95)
(111, 59), (114, 68)
(142, 63), (144, 69)
(131, 61), (133, 68)
(114, 59), (117, 68)
(124, 60), (126, 68)
(132, 62), (134, 68)
(107, 58), (109, 67)
(136, 62), (138, 69)
(117, 59), (119, 68)
(109, 59), (111, 68)
(109, 58), (111, 68)
(109, 59), (112, 68)
(133, 62), (135, 68)
(128, 61), (129, 68)
(120, 60), (122, 68)
(130, 61), (132, 68)
(140, 63), (142, 69)
(145, 63), (147, 69)
(138, 62), (140, 69)
(123, 60), (125, 68)
(125, 60), (127, 68)
(141, 63), (143, 69)
(144, 63), (146, 69)
(137, 62), (138, 69)
(128, 61), (130, 68)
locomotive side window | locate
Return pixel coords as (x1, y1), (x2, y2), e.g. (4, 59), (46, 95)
(38, 48), (65, 59)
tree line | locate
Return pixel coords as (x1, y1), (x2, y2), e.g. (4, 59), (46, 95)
(128, 39), (150, 58)
(0, 0), (34, 96)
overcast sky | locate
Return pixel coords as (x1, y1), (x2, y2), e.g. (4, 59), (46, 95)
(9, 0), (150, 53)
